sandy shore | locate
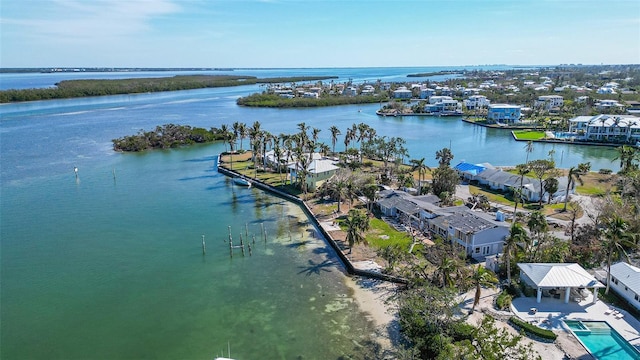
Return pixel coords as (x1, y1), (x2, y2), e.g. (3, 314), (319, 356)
(344, 275), (400, 354)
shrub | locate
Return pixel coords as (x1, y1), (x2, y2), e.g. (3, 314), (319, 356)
(448, 321), (475, 341)
(509, 316), (557, 341)
(599, 168), (613, 174)
(496, 291), (513, 310)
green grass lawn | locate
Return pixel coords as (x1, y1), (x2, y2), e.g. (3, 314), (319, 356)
(512, 130), (546, 141)
(365, 218), (413, 250)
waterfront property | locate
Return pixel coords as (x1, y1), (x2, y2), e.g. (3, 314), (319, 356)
(564, 321), (640, 360)
(376, 189), (509, 260)
(568, 114), (640, 144)
(518, 263), (604, 304)
(472, 167), (574, 204)
(424, 96), (463, 116)
(487, 104), (522, 123)
(288, 158), (339, 192)
(393, 86), (412, 99)
(595, 262), (640, 313)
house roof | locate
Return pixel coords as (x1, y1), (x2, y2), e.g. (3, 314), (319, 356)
(610, 262), (640, 294)
(307, 159), (339, 174)
(430, 210), (501, 234)
(454, 161), (487, 176)
(517, 263), (604, 288)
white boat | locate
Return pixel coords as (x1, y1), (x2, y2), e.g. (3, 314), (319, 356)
(233, 177), (251, 187)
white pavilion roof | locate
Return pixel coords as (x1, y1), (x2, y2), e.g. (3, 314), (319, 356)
(518, 263), (604, 288)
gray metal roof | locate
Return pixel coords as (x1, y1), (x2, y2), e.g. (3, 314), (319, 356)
(610, 262), (640, 295)
(517, 263), (604, 288)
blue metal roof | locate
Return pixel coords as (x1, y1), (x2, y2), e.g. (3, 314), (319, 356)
(454, 162), (486, 175)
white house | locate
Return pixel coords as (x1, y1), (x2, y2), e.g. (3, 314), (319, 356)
(393, 87), (412, 99)
(596, 99), (625, 112)
(288, 159), (339, 192)
(464, 95), (490, 110)
(568, 114), (640, 143)
(605, 262), (640, 312)
(487, 104), (522, 123)
(420, 88), (436, 99)
(534, 95), (564, 110)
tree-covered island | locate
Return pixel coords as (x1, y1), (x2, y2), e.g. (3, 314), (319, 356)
(0, 75), (337, 103)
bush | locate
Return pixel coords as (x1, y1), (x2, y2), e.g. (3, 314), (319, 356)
(496, 291), (513, 310)
(599, 168), (613, 174)
(448, 321), (475, 341)
(508, 316), (557, 341)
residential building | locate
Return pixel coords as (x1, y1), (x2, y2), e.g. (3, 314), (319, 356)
(595, 99), (625, 112)
(534, 95), (564, 110)
(376, 190), (509, 260)
(487, 104), (522, 123)
(464, 95), (490, 110)
(603, 262), (640, 312)
(393, 86), (412, 99)
(568, 114), (640, 143)
(473, 168), (574, 203)
(288, 159), (339, 192)
(420, 88), (436, 99)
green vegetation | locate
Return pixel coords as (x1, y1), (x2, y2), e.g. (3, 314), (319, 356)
(407, 70), (461, 77)
(508, 317), (557, 341)
(512, 130), (546, 141)
(495, 290), (513, 310)
(112, 124), (226, 152)
(366, 218), (413, 249)
(236, 93), (387, 107)
(0, 75), (337, 103)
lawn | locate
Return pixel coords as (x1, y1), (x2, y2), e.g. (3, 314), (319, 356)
(512, 130), (546, 141)
(365, 218), (413, 250)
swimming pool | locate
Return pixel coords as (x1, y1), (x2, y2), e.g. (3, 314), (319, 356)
(564, 321), (640, 360)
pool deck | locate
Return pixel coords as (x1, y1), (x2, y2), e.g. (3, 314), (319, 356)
(512, 293), (640, 356)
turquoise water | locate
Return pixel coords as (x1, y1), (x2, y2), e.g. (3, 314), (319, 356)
(565, 321), (640, 360)
(1, 144), (380, 359)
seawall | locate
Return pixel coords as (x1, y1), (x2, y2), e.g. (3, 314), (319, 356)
(216, 155), (407, 285)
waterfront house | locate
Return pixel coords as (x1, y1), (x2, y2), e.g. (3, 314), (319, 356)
(425, 99), (462, 115)
(376, 190), (508, 260)
(453, 161), (493, 181)
(361, 85), (375, 95)
(464, 95), (491, 110)
(534, 95), (564, 111)
(393, 87), (412, 99)
(474, 168), (573, 203)
(598, 262), (640, 312)
(343, 86), (358, 97)
(288, 159), (338, 192)
(428, 210), (509, 260)
(487, 104), (522, 123)
(518, 263), (604, 304)
(568, 114), (640, 144)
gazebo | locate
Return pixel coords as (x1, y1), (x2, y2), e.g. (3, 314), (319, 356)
(518, 263), (605, 304)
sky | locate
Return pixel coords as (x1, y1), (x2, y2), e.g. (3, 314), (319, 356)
(1, 0), (639, 68)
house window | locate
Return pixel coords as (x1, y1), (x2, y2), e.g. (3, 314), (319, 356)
(635, 294), (639, 301)
(482, 246), (490, 255)
(475, 247), (480, 254)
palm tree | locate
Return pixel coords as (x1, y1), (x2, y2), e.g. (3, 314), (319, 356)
(318, 142), (330, 157)
(220, 124), (230, 152)
(563, 166), (584, 211)
(613, 145), (639, 174)
(470, 265), (498, 313)
(602, 216), (636, 294)
(504, 223), (528, 284)
(273, 142), (284, 184)
(344, 209), (369, 254)
(524, 141), (534, 164)
(410, 157), (430, 195)
(435, 147), (454, 167)
(238, 122), (247, 150)
(527, 210), (548, 261)
(329, 125), (341, 155)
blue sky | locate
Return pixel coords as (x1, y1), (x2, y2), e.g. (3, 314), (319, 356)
(1, 0), (639, 68)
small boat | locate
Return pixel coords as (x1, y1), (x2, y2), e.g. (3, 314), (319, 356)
(233, 177), (251, 187)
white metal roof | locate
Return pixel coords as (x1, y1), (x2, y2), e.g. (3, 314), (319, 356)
(610, 262), (640, 295)
(518, 263), (604, 288)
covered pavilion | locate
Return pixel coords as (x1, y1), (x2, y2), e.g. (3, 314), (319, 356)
(518, 263), (604, 304)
